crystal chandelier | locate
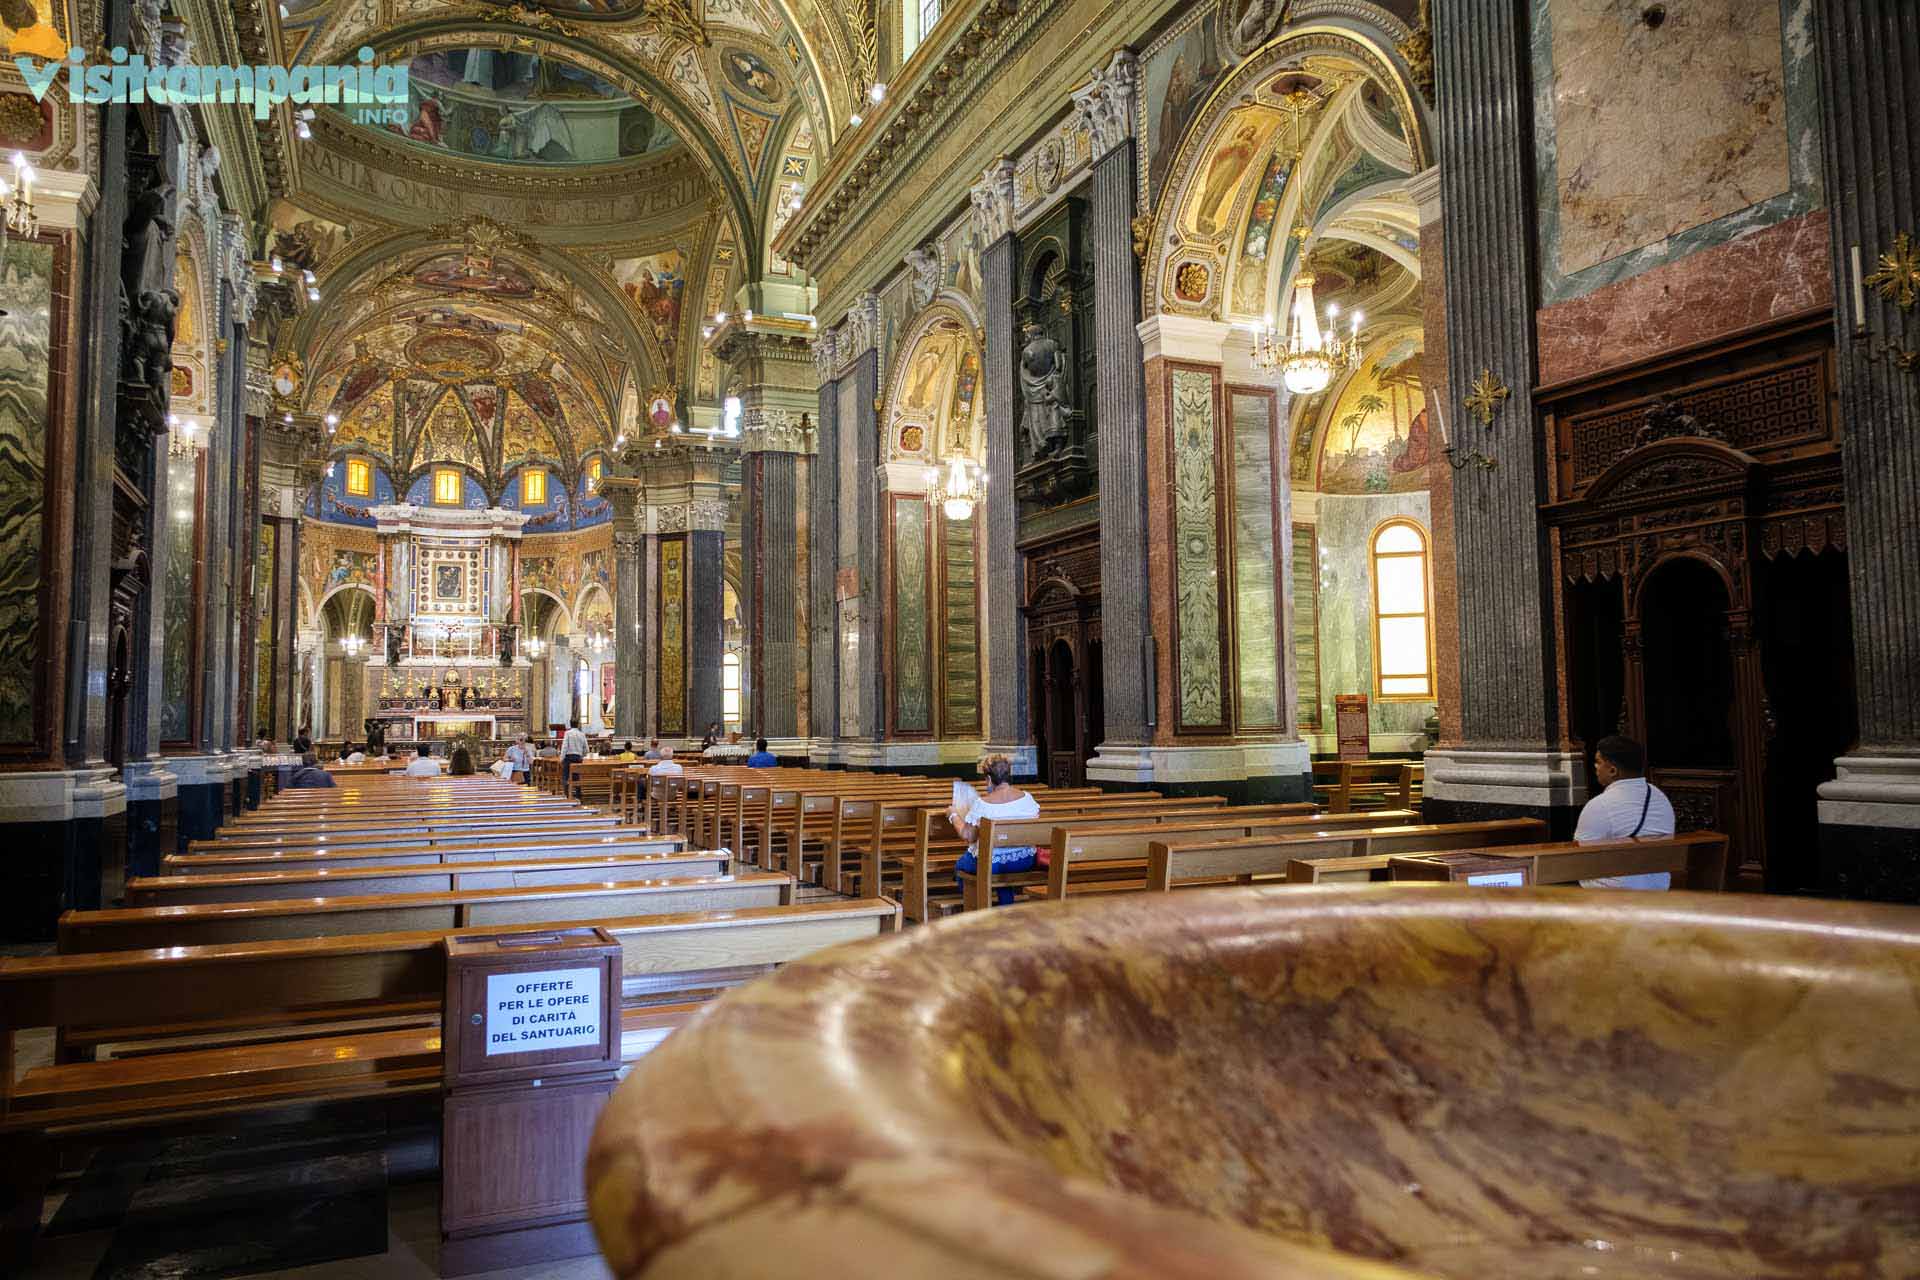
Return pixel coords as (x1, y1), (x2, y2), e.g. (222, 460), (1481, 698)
(1249, 90), (1363, 396)
(0, 152), (36, 245)
(925, 454), (986, 521)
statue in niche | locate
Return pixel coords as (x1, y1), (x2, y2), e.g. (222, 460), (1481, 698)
(1019, 320), (1072, 457)
(128, 289), (179, 397)
(122, 178), (176, 308)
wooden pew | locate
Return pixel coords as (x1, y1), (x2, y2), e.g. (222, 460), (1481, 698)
(1140, 819), (1548, 890)
(1312, 759), (1421, 813)
(189, 819), (634, 857)
(0, 898), (900, 1243)
(568, 758), (620, 807)
(888, 795), (1256, 920)
(129, 851), (736, 904)
(1009, 808), (1421, 905)
(164, 832), (686, 876)
(201, 808), (613, 842)
(59, 872), (797, 950)
(1393, 832), (1729, 890)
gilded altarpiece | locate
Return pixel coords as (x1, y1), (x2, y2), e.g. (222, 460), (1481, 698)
(1168, 366), (1227, 732)
(657, 534), (687, 737)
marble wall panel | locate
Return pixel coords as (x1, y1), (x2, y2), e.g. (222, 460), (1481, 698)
(1536, 209), (1832, 385)
(1534, 0), (1823, 303)
(0, 238), (52, 745)
(658, 535), (687, 736)
(1292, 522), (1321, 732)
(941, 511), (981, 737)
(891, 498), (931, 734)
(1171, 368), (1224, 730)
(1230, 390), (1280, 730)
(161, 451), (199, 742)
(1311, 491), (1434, 738)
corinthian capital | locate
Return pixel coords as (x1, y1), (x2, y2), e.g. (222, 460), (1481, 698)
(1072, 50), (1138, 159)
(969, 158), (1017, 245)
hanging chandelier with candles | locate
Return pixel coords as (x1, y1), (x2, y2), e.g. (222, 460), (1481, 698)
(925, 454), (987, 521)
(0, 152), (36, 245)
(1250, 90), (1364, 396)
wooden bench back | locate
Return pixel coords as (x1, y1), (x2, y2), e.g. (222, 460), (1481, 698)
(59, 872), (797, 951)
(164, 832), (686, 875)
(130, 850), (735, 904)
(1038, 809), (1417, 898)
(1147, 818), (1550, 890)
(189, 818), (633, 856)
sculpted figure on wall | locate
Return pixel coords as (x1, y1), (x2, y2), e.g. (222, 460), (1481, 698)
(1019, 321), (1071, 457)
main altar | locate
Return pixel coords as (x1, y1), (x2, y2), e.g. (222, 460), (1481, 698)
(364, 504), (533, 742)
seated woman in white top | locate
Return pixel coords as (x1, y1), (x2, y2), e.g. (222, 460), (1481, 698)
(1573, 735), (1676, 890)
(341, 741), (367, 764)
(950, 754), (1040, 906)
(402, 744), (443, 777)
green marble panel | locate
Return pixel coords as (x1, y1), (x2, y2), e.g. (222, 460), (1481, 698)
(1171, 369), (1223, 729)
(891, 499), (931, 734)
(161, 452), (199, 742)
(1292, 523), (1321, 732)
(1230, 392), (1279, 729)
(0, 239), (52, 744)
(941, 512), (980, 736)
(253, 522), (275, 738)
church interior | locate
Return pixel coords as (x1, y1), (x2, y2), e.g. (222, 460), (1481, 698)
(2, 0), (1917, 1276)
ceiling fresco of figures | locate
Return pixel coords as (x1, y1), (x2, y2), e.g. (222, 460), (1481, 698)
(335, 49), (684, 167)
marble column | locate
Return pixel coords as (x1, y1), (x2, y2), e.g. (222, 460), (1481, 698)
(974, 160), (1034, 776)
(1075, 53), (1155, 784)
(1420, 0), (1586, 834)
(808, 334), (842, 762)
(1813, 0), (1920, 901)
(607, 481), (644, 739)
(687, 524), (725, 741)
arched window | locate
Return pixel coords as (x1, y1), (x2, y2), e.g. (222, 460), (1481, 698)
(1371, 520), (1433, 700)
(722, 651), (743, 732)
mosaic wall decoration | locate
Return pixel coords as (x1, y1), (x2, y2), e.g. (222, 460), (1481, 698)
(0, 237), (52, 745)
(1171, 368), (1225, 729)
(1292, 522), (1321, 732)
(890, 497), (930, 734)
(1317, 330), (1431, 495)
(161, 450), (198, 743)
(1230, 390), (1280, 729)
(657, 535), (687, 736)
(941, 512), (981, 737)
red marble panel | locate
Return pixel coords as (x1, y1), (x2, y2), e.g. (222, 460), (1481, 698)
(1419, 218), (1463, 749)
(1536, 210), (1832, 387)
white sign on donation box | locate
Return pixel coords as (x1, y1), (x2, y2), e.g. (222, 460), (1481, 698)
(484, 966), (603, 1056)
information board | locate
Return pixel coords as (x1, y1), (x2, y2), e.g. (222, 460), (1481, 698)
(484, 966), (603, 1056)
(1335, 694), (1371, 761)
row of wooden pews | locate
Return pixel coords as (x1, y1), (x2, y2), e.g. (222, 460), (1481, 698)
(0, 773), (899, 1265)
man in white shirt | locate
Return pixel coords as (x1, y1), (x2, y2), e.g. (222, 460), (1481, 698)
(647, 746), (683, 777)
(1574, 735), (1676, 890)
(402, 744), (443, 778)
(560, 722), (589, 790)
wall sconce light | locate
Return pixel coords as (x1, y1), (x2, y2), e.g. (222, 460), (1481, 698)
(1433, 396), (1497, 472)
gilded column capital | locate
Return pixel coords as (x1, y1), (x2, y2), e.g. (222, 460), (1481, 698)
(1071, 50), (1138, 159)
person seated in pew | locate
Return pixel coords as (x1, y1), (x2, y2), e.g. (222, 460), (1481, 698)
(287, 752), (336, 789)
(951, 754), (1041, 906)
(1574, 735), (1676, 891)
(402, 744), (443, 778)
(450, 745), (476, 776)
(643, 738), (662, 760)
(648, 746), (684, 777)
(341, 741), (367, 764)
(746, 737), (777, 768)
(615, 741), (639, 762)
(701, 721), (722, 750)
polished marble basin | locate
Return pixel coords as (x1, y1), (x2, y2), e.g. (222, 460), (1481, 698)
(587, 886), (1920, 1279)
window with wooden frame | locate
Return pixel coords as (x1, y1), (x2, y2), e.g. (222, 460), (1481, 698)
(1371, 519), (1434, 700)
(344, 457), (372, 497)
(433, 467), (462, 505)
(521, 467), (548, 505)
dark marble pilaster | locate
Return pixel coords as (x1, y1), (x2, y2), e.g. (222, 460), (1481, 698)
(975, 160), (1030, 771)
(748, 451), (802, 737)
(687, 528), (725, 741)
(809, 335), (840, 753)
(607, 482), (643, 740)
(1078, 61), (1152, 757)
(1423, 0), (1583, 827)
(843, 339), (883, 745)
(1813, 0), (1920, 901)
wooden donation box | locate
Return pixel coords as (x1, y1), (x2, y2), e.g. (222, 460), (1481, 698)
(1389, 852), (1532, 887)
(440, 928), (620, 1275)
